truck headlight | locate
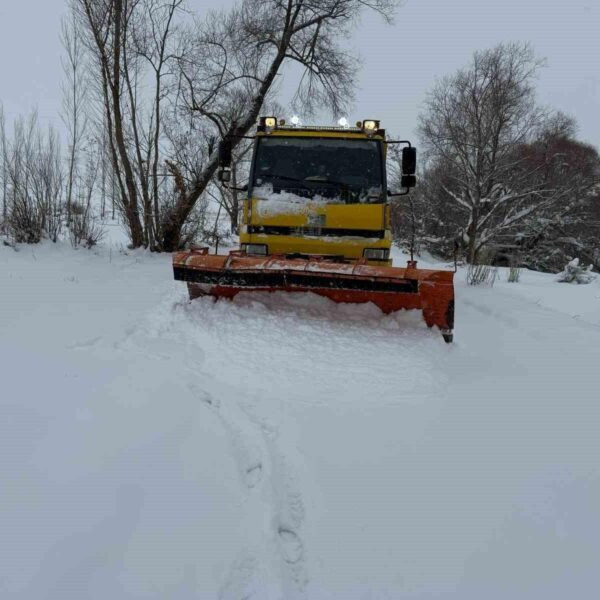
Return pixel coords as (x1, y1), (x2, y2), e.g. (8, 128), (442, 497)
(242, 243), (268, 256)
(363, 248), (389, 260)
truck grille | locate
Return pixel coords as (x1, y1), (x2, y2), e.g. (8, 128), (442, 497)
(247, 225), (385, 238)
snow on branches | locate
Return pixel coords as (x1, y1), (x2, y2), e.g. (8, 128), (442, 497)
(414, 43), (600, 269)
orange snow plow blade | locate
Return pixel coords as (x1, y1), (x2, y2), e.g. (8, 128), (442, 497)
(173, 248), (455, 342)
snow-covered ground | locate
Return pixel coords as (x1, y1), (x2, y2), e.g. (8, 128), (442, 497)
(1, 240), (599, 599)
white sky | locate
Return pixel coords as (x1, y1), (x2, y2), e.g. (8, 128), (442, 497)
(1, 0), (599, 147)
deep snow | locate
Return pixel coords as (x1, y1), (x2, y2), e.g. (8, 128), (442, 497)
(1, 240), (599, 599)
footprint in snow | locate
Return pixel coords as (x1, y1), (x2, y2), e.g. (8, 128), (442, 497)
(187, 382), (219, 408)
(67, 336), (102, 350)
(245, 463), (263, 488)
(277, 527), (304, 564)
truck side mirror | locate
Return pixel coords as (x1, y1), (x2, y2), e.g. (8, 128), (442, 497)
(402, 146), (417, 175)
(218, 138), (232, 168)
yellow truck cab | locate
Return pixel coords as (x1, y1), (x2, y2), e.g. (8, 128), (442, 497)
(232, 117), (415, 266)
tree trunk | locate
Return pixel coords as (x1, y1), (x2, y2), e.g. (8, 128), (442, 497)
(2, 150), (7, 223)
(161, 155), (219, 250)
(230, 160), (240, 235)
(467, 225), (478, 263)
(109, 0), (144, 247)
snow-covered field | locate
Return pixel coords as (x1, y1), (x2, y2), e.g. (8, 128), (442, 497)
(1, 240), (599, 599)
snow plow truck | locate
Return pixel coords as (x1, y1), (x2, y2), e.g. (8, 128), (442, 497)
(173, 117), (455, 342)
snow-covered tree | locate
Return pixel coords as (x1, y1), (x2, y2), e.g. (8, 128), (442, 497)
(418, 43), (555, 263)
(510, 121), (600, 271)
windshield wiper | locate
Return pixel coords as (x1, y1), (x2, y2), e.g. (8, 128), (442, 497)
(257, 174), (306, 184)
(259, 174), (354, 187)
(304, 177), (352, 188)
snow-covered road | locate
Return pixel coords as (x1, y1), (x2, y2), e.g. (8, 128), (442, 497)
(1, 242), (599, 599)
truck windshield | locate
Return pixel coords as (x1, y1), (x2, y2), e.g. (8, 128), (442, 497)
(251, 136), (384, 203)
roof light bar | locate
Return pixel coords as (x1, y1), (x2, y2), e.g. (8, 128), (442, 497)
(257, 116), (384, 136)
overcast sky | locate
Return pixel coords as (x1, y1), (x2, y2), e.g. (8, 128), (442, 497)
(1, 0), (599, 147)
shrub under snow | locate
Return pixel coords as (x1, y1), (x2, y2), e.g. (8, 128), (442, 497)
(556, 258), (596, 284)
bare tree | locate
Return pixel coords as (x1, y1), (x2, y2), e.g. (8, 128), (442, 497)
(135, 0), (184, 246)
(1, 106), (7, 228)
(74, 0), (145, 247)
(74, 0), (185, 249)
(2, 112), (42, 242)
(60, 11), (89, 224)
(1, 111), (64, 244)
(418, 43), (551, 263)
(69, 143), (105, 248)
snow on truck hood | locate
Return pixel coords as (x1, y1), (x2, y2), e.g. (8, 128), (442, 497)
(252, 184), (382, 217)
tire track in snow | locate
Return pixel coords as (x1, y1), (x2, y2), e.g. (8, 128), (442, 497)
(461, 289), (600, 347)
(186, 381), (265, 491)
(112, 297), (311, 599)
(167, 296), (314, 597)
(187, 382), (309, 599)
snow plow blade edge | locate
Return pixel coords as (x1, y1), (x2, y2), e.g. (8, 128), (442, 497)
(173, 249), (455, 342)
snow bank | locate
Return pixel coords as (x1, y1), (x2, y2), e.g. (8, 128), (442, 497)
(1, 241), (599, 599)
(556, 257), (596, 284)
